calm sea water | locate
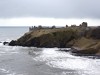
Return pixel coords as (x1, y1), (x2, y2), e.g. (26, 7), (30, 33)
(0, 27), (100, 75)
(0, 26), (28, 42)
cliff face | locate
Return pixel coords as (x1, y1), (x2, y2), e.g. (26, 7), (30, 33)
(9, 28), (78, 48)
(72, 37), (100, 55)
(9, 26), (100, 55)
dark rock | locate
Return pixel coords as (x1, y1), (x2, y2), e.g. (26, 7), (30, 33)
(70, 47), (79, 53)
(9, 40), (16, 46)
(71, 48), (99, 56)
(3, 42), (9, 45)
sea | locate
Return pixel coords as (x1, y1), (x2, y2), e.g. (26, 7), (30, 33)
(0, 27), (100, 75)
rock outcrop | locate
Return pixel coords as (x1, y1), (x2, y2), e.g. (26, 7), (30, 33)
(3, 42), (9, 45)
(9, 28), (78, 48)
(9, 23), (100, 56)
(71, 37), (100, 56)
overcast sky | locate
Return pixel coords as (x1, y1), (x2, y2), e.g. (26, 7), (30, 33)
(0, 0), (100, 26)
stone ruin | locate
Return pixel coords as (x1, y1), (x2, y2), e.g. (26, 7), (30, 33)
(29, 22), (88, 31)
(29, 25), (56, 31)
(80, 22), (88, 27)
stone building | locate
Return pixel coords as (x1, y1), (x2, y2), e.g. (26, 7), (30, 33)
(71, 24), (76, 27)
(66, 25), (68, 28)
(80, 22), (88, 27)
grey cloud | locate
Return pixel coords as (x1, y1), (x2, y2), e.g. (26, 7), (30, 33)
(0, 0), (100, 18)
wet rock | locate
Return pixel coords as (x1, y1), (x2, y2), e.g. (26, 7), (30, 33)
(3, 42), (9, 45)
(71, 48), (99, 56)
(9, 40), (16, 46)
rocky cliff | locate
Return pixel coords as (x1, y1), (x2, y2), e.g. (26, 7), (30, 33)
(9, 25), (100, 55)
(9, 28), (78, 47)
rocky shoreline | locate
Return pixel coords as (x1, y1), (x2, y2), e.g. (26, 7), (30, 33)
(8, 22), (100, 56)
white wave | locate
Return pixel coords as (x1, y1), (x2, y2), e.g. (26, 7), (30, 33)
(33, 48), (100, 75)
(0, 42), (3, 46)
(0, 68), (23, 75)
(0, 46), (20, 56)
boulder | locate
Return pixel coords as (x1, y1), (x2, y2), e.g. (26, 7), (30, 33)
(3, 42), (9, 45)
(9, 40), (16, 46)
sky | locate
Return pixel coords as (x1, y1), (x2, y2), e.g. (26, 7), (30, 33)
(0, 0), (100, 26)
